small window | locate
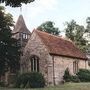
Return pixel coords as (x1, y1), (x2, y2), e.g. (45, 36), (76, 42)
(73, 61), (79, 74)
(22, 33), (28, 39)
(30, 55), (39, 72)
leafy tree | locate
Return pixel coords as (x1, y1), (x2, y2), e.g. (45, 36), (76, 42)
(65, 20), (88, 52)
(86, 17), (90, 33)
(37, 21), (60, 35)
(0, 0), (35, 7)
(0, 6), (20, 79)
(86, 17), (90, 41)
(86, 17), (90, 53)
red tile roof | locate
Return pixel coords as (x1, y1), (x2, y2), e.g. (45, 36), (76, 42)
(35, 30), (87, 60)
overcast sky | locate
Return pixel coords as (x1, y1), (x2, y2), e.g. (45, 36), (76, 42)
(1, 0), (90, 32)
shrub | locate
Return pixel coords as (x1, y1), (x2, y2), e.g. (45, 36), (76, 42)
(0, 81), (5, 87)
(15, 72), (45, 88)
(63, 68), (80, 83)
(77, 69), (90, 82)
(63, 68), (71, 82)
(70, 75), (80, 82)
(8, 74), (17, 85)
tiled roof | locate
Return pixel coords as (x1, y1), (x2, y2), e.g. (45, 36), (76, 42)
(12, 15), (30, 34)
(35, 30), (87, 60)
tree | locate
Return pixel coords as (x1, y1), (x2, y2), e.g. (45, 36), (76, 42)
(86, 17), (90, 41)
(65, 20), (88, 52)
(0, 0), (35, 7)
(86, 17), (90, 53)
(37, 21), (60, 35)
(86, 17), (90, 31)
(0, 6), (20, 79)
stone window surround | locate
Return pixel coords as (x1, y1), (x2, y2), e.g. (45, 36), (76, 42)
(30, 55), (39, 72)
(73, 60), (79, 74)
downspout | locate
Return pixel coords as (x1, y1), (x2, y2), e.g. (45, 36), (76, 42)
(85, 60), (87, 69)
(52, 55), (55, 85)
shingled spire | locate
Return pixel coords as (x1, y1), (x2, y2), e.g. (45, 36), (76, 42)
(12, 15), (30, 34)
(12, 15), (31, 47)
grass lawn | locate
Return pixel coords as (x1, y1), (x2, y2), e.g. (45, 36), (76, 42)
(0, 83), (90, 90)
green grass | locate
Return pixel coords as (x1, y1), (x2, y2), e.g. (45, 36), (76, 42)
(0, 83), (90, 90)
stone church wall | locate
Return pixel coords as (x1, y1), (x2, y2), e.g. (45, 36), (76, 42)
(52, 55), (88, 85)
(21, 31), (89, 86)
(21, 31), (53, 85)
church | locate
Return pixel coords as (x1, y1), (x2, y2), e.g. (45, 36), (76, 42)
(12, 15), (88, 85)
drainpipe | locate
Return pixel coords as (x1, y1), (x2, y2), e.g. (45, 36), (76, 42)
(52, 55), (55, 86)
(85, 60), (87, 69)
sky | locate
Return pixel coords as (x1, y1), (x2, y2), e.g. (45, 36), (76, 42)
(1, 0), (90, 32)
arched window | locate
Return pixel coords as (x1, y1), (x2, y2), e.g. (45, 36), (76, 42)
(30, 55), (39, 72)
(73, 61), (79, 74)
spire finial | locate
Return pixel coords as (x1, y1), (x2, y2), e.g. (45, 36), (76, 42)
(20, 6), (22, 14)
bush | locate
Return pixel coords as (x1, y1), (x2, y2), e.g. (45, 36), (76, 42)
(78, 69), (90, 74)
(70, 75), (80, 82)
(8, 74), (17, 85)
(15, 72), (45, 88)
(77, 69), (90, 82)
(0, 81), (5, 87)
(63, 68), (71, 82)
(63, 68), (80, 83)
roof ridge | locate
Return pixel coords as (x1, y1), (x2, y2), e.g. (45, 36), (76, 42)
(35, 29), (73, 43)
